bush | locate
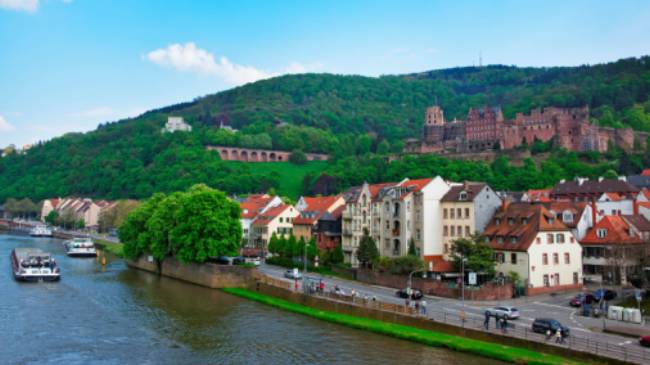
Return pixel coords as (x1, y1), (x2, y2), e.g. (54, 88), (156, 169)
(289, 149), (308, 165)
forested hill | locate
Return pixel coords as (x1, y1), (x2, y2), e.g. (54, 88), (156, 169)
(1, 56), (650, 202)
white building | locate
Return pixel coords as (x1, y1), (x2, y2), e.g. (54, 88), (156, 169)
(162, 116), (192, 133)
(484, 203), (583, 295)
(594, 192), (634, 220)
(239, 194), (282, 245)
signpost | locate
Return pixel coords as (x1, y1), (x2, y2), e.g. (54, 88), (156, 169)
(468, 272), (477, 286)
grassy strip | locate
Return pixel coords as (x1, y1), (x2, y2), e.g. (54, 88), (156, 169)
(223, 288), (584, 365)
(94, 239), (124, 257)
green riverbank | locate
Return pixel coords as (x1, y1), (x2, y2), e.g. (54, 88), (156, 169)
(223, 287), (585, 365)
(94, 239), (124, 257)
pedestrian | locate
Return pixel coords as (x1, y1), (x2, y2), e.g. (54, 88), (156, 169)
(495, 313), (500, 329)
(319, 280), (325, 294)
(484, 311), (490, 330)
(421, 300), (427, 316)
(294, 279), (299, 292)
(502, 317), (508, 334)
(414, 301), (420, 314)
(555, 329), (562, 344)
(546, 329), (552, 341)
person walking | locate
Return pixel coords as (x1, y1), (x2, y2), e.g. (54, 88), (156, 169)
(421, 300), (427, 316)
(483, 311), (490, 330)
(502, 316), (508, 334)
(555, 329), (562, 344)
(414, 301), (420, 315)
(495, 313), (500, 329)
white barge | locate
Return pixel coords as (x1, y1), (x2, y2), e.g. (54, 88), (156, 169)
(11, 248), (61, 282)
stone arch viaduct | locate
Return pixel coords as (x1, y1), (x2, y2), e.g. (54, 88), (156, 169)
(207, 146), (329, 162)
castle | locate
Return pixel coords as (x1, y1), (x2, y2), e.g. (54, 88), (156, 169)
(408, 105), (647, 154)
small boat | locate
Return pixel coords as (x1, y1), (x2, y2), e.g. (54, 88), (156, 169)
(64, 237), (97, 257)
(11, 248), (61, 281)
(29, 225), (53, 237)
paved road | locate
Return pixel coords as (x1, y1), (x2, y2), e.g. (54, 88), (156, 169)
(258, 263), (650, 355)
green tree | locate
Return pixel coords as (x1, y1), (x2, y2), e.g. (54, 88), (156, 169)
(450, 235), (496, 276)
(268, 232), (279, 255)
(329, 243), (344, 265)
(146, 192), (182, 262)
(288, 234), (299, 258)
(170, 184), (242, 264)
(356, 229), (379, 267)
(44, 210), (59, 226)
(120, 193), (166, 260)
(289, 149), (308, 165)
(376, 140), (390, 155)
(407, 238), (417, 256)
(306, 237), (318, 261)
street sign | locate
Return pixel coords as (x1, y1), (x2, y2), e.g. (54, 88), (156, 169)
(468, 272), (477, 285)
(635, 289), (642, 302)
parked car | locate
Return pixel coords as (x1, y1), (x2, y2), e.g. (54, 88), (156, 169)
(232, 256), (246, 265)
(569, 293), (597, 307)
(593, 289), (617, 301)
(211, 256), (234, 265)
(532, 318), (570, 337)
(284, 269), (302, 280)
(485, 306), (520, 319)
(396, 288), (423, 300)
(244, 256), (262, 266)
(640, 335), (650, 347)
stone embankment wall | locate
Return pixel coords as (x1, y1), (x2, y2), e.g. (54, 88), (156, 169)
(355, 269), (513, 301)
(127, 256), (256, 289)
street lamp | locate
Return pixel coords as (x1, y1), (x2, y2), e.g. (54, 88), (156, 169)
(407, 269), (427, 296)
(458, 255), (468, 308)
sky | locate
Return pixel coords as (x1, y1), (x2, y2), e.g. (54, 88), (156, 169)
(1, 0), (649, 147)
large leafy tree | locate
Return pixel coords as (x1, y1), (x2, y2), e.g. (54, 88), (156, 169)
(450, 234), (496, 276)
(120, 193), (167, 260)
(170, 184), (242, 263)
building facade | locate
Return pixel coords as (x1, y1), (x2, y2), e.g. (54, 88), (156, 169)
(440, 182), (502, 257)
(483, 203), (583, 295)
(250, 204), (299, 254)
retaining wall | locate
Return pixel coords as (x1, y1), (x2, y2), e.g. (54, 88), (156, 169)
(127, 256), (256, 289)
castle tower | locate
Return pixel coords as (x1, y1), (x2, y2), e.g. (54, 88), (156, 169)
(425, 106), (445, 125)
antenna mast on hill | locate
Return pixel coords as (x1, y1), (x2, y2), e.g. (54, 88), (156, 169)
(479, 51), (483, 67)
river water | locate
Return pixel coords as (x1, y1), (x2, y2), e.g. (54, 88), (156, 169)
(0, 233), (502, 365)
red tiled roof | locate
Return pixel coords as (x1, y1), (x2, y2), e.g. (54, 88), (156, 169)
(368, 182), (398, 198)
(638, 202), (650, 210)
(484, 203), (570, 252)
(543, 201), (588, 229)
(397, 178), (433, 200)
(641, 189), (650, 200)
(580, 215), (643, 245)
(301, 195), (341, 213)
(602, 192), (623, 201)
(526, 189), (551, 202)
(240, 194), (275, 219)
(423, 255), (454, 272)
(251, 204), (291, 226)
(441, 182), (486, 202)
(642, 169), (650, 176)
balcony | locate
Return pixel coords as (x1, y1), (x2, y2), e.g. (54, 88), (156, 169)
(343, 229), (353, 236)
(392, 228), (400, 236)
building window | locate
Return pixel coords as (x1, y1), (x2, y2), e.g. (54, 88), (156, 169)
(510, 236), (518, 243)
(457, 225), (463, 237)
(416, 229), (421, 240)
(496, 236), (504, 244)
(553, 253), (559, 265)
(511, 253), (517, 264)
(556, 234), (565, 243)
(543, 274), (550, 287)
(443, 209), (448, 219)
(554, 273), (560, 286)
(465, 226), (470, 237)
(444, 244), (449, 254)
(573, 272), (579, 284)
(457, 208), (462, 219)
(547, 234), (554, 244)
(507, 218), (514, 225)
(450, 209), (455, 219)
(536, 237), (541, 244)
(596, 228), (607, 238)
(570, 237), (575, 243)
(464, 208), (470, 218)
(279, 217), (283, 223)
(564, 253), (570, 264)
(495, 218), (501, 225)
(443, 226), (448, 236)
(542, 253), (548, 265)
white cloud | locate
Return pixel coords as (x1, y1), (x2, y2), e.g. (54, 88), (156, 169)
(0, 0), (39, 12)
(0, 115), (16, 132)
(146, 42), (312, 85)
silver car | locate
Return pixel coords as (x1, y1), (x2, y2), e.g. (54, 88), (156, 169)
(486, 306), (520, 319)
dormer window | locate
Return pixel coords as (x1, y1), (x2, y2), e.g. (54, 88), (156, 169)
(496, 236), (504, 244)
(596, 228), (607, 238)
(562, 212), (573, 223)
(459, 191), (468, 201)
(510, 236), (518, 243)
(522, 218), (528, 225)
(495, 218), (501, 225)
(507, 218), (514, 225)
(548, 217), (554, 224)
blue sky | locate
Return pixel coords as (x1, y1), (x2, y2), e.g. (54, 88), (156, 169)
(1, 0), (649, 147)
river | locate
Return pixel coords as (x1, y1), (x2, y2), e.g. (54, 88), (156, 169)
(0, 233), (503, 365)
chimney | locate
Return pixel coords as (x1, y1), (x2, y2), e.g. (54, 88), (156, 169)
(501, 196), (510, 212)
(591, 200), (597, 224)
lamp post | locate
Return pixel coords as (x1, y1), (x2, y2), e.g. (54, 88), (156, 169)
(460, 256), (468, 309)
(407, 269), (427, 297)
(303, 239), (308, 274)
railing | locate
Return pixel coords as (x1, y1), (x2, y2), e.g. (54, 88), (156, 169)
(296, 280), (650, 364)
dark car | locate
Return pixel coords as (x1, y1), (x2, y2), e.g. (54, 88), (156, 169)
(569, 293), (596, 307)
(532, 318), (570, 337)
(396, 288), (423, 300)
(640, 335), (650, 347)
(210, 256), (234, 265)
(593, 289), (617, 301)
(232, 256), (246, 265)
